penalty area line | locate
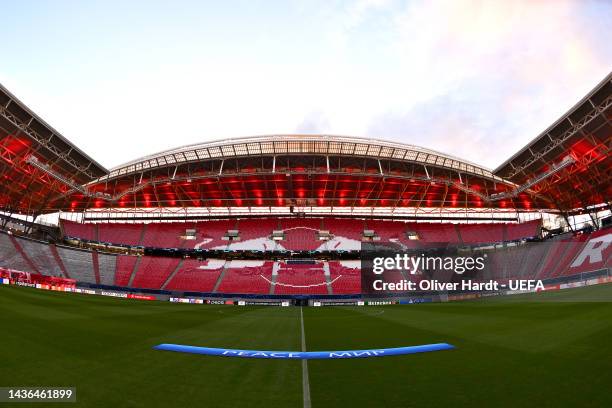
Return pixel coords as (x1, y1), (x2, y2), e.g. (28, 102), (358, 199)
(259, 274), (342, 288)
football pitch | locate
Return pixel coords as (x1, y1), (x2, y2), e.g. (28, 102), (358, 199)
(1, 284), (612, 407)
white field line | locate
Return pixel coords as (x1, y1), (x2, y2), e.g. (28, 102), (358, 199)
(300, 306), (311, 408)
(260, 274), (342, 288)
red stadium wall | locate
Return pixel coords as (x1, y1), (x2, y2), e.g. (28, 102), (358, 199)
(61, 218), (542, 250)
(1, 225), (609, 296)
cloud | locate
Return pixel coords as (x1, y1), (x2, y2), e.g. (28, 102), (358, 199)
(366, 77), (524, 168)
(295, 111), (331, 134)
(1, 0), (610, 170)
(361, 0), (612, 167)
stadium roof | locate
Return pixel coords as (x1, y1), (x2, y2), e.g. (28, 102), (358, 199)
(494, 72), (611, 212)
(1, 73), (610, 215)
(105, 135), (499, 181)
(0, 83), (108, 213)
(50, 134), (550, 212)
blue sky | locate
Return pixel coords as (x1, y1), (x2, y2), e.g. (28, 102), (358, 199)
(1, 0), (611, 169)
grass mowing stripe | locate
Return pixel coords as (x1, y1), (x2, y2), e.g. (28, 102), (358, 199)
(0, 285), (303, 408)
(304, 287), (612, 407)
(300, 306), (311, 408)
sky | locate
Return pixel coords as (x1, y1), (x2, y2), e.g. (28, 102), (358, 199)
(1, 0), (611, 170)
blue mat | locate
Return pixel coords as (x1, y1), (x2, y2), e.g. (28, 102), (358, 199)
(153, 343), (455, 359)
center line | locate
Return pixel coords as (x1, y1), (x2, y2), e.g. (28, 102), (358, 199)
(300, 306), (311, 408)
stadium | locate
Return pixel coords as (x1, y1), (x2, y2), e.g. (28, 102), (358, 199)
(0, 37), (611, 405)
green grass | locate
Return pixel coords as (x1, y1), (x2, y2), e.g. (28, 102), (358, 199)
(1, 284), (612, 407)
